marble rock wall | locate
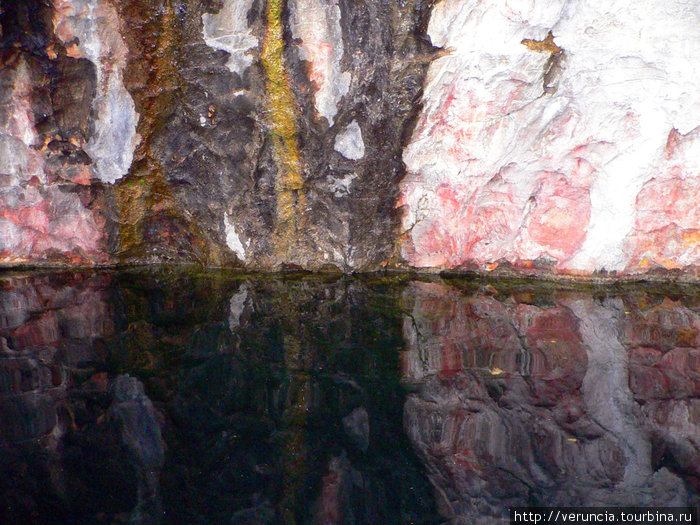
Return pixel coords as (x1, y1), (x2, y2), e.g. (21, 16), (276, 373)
(3, 0), (700, 277)
(0, 0), (433, 270)
(400, 0), (700, 277)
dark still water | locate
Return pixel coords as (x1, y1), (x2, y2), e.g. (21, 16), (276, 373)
(0, 270), (698, 524)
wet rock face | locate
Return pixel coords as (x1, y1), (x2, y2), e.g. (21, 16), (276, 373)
(4, 0), (700, 277)
(1, 0), (434, 270)
(401, 281), (700, 522)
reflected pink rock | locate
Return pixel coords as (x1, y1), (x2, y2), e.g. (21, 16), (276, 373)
(630, 348), (700, 401)
(10, 312), (60, 349)
(0, 273), (113, 354)
(522, 305), (587, 404)
(622, 298), (700, 400)
(402, 281), (699, 521)
(642, 399), (700, 492)
(0, 272), (112, 448)
(314, 455), (348, 524)
(0, 273), (164, 522)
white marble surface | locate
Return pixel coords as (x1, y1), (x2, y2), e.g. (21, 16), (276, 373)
(225, 212), (247, 261)
(401, 0), (700, 274)
(290, 0), (350, 126)
(334, 120), (364, 160)
(202, 0), (258, 75)
(53, 0), (140, 184)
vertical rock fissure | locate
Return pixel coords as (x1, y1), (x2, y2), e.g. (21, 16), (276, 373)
(261, 0), (306, 264)
(113, 0), (229, 265)
(114, 0), (183, 262)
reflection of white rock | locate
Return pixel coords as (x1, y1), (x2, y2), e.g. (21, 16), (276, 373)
(334, 120), (364, 160)
(202, 0), (258, 75)
(228, 285), (250, 331)
(53, 0), (139, 184)
(290, 0), (350, 126)
(401, 284), (694, 520)
(342, 407), (369, 451)
(566, 297), (687, 506)
(111, 374), (164, 521)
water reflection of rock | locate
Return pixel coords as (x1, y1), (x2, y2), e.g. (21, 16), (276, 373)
(0, 272), (165, 523)
(0, 272), (112, 456)
(4, 271), (699, 523)
(0, 271), (437, 523)
(162, 276), (436, 524)
(402, 281), (700, 523)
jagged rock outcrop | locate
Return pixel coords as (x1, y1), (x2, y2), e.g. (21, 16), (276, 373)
(0, 0), (434, 270)
(400, 0), (700, 277)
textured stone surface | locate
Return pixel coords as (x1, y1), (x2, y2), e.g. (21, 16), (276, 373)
(0, 1), (110, 264)
(53, 0), (139, 184)
(400, 0), (700, 276)
(1, 0), (434, 271)
(289, 0), (349, 126)
(3, 0), (700, 278)
(401, 280), (700, 521)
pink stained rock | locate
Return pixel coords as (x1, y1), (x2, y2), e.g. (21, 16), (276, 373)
(625, 128), (700, 272)
(401, 0), (700, 277)
(525, 175), (591, 259)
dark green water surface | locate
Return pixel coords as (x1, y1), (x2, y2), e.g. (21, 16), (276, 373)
(0, 269), (698, 523)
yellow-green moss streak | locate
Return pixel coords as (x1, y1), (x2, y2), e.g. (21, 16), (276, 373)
(279, 334), (310, 524)
(115, 0), (227, 265)
(261, 0), (306, 261)
(114, 0), (178, 261)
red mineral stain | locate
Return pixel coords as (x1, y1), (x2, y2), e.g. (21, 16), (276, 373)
(454, 446), (482, 474)
(2, 203), (50, 234)
(525, 308), (587, 403)
(309, 41), (333, 90)
(465, 182), (524, 262)
(439, 342), (466, 378)
(525, 174), (590, 258)
(626, 127), (700, 271)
